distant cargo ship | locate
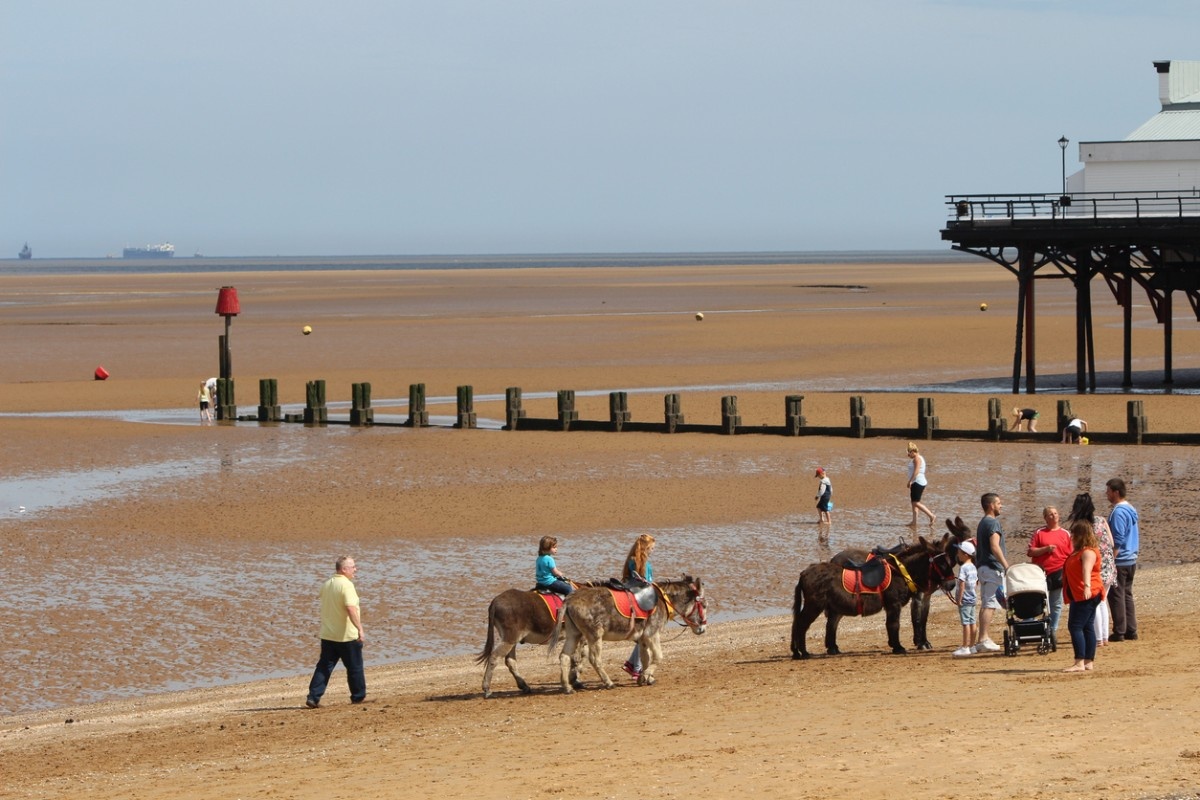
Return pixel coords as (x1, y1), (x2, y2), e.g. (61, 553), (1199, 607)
(123, 243), (175, 258)
(19, 242), (31, 259)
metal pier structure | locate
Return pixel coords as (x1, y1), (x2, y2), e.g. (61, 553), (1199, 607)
(941, 190), (1200, 394)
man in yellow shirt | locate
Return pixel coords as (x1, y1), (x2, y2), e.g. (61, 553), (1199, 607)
(305, 556), (365, 707)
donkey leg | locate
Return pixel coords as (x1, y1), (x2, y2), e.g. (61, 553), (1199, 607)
(559, 628), (581, 694)
(886, 604), (907, 654)
(791, 602), (821, 659)
(639, 634), (662, 686)
(503, 645), (533, 695)
(586, 632), (615, 689)
(824, 612), (843, 656)
(910, 592), (933, 650)
(483, 638), (516, 699)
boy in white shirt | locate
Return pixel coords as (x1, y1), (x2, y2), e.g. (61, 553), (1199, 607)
(952, 541), (978, 657)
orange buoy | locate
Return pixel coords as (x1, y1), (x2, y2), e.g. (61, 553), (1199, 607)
(94, 366), (110, 381)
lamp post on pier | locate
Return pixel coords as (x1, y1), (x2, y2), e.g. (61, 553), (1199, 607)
(1058, 136), (1069, 195)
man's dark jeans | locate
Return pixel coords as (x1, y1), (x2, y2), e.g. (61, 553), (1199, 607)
(307, 639), (366, 704)
(1107, 563), (1138, 638)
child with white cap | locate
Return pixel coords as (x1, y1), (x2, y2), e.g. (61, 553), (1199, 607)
(953, 541), (978, 657)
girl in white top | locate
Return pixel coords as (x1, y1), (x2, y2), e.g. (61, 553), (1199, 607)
(906, 442), (935, 527)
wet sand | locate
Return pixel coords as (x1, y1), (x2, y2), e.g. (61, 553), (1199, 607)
(2, 261), (1199, 799)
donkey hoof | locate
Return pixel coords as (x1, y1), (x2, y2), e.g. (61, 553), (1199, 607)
(916, 642), (933, 651)
(826, 647), (841, 656)
(603, 681), (615, 690)
(482, 690), (493, 699)
(891, 646), (908, 655)
(571, 680), (585, 691)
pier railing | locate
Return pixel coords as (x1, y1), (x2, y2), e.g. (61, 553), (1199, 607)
(946, 189), (1200, 223)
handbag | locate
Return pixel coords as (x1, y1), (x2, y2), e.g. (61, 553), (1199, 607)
(1046, 568), (1064, 592)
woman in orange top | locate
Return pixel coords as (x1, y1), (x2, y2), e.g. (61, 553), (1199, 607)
(1062, 519), (1105, 673)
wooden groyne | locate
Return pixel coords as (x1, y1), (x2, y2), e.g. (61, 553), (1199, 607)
(207, 379), (1196, 445)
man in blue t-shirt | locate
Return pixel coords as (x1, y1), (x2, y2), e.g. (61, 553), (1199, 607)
(973, 493), (1009, 653)
(1105, 478), (1140, 641)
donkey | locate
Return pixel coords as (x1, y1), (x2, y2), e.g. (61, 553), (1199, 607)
(554, 576), (706, 694)
(791, 535), (950, 659)
(831, 521), (962, 650)
(477, 588), (585, 698)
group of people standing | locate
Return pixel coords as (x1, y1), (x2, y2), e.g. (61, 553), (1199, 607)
(953, 479), (1140, 672)
(301, 461), (1142, 706)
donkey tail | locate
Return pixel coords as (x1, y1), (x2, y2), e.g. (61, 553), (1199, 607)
(474, 599), (497, 666)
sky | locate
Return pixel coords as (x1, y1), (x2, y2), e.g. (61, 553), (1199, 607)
(4, 0), (1200, 258)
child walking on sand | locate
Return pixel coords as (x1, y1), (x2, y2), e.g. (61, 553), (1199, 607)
(952, 541), (978, 657)
(814, 467), (832, 525)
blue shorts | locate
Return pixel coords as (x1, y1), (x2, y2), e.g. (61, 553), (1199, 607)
(959, 603), (977, 626)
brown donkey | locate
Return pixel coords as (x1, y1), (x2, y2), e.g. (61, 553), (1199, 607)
(477, 588), (584, 698)
(831, 523), (961, 650)
(791, 536), (949, 659)
(555, 576), (706, 694)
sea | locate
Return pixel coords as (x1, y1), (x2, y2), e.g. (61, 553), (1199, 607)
(0, 249), (973, 276)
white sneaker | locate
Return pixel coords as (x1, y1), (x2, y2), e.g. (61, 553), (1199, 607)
(977, 638), (1002, 652)
(952, 646), (973, 657)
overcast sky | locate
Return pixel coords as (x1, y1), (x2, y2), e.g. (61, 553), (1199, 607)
(3, 1), (1199, 258)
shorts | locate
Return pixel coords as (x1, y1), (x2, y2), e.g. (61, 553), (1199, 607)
(959, 602), (977, 626)
(910, 482), (926, 503)
(816, 499), (831, 512)
(200, 401), (210, 410)
(978, 566), (1004, 610)
(1066, 425), (1082, 442)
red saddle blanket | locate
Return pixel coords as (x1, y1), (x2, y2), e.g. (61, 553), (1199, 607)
(841, 562), (892, 595)
(537, 592), (566, 619)
(609, 589), (655, 620)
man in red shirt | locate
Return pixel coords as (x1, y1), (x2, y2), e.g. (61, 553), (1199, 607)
(1027, 506), (1071, 650)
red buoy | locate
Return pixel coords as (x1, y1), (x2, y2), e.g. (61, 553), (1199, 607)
(94, 366), (110, 381)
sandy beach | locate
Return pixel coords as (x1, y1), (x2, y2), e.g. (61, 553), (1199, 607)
(2, 259), (1199, 799)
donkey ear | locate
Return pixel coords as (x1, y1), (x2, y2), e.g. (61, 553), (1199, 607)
(939, 532), (950, 547)
(918, 535), (929, 546)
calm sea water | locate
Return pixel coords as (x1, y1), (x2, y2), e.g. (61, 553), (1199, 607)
(0, 249), (972, 276)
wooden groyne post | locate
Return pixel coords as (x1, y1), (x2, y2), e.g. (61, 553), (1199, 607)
(987, 397), (1005, 440)
(505, 387), (525, 430)
(257, 378), (281, 422)
(456, 385), (477, 429)
(351, 382), (374, 426)
(917, 397), (939, 439)
(785, 395), (805, 436)
(304, 379), (328, 426)
(1127, 400), (1148, 444)
(721, 395), (741, 435)
(664, 393), (685, 433)
(850, 396), (870, 438)
(407, 383), (429, 427)
(557, 390), (579, 431)
(609, 391), (630, 431)
(215, 378), (236, 422)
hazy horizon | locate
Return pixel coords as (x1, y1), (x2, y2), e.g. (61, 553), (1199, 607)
(5, 1), (1199, 258)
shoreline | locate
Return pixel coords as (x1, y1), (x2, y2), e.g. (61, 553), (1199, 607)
(4, 562), (1198, 800)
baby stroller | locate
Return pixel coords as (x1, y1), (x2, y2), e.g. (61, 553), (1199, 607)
(1002, 563), (1052, 656)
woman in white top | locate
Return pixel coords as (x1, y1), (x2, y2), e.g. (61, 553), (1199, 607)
(906, 443), (935, 527)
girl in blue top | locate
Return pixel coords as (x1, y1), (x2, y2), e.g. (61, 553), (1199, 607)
(622, 533), (656, 679)
(535, 536), (573, 595)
